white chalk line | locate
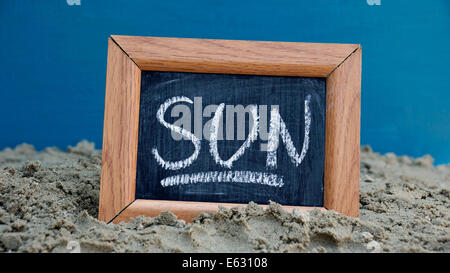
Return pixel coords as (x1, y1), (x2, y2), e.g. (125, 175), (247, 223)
(160, 171), (284, 187)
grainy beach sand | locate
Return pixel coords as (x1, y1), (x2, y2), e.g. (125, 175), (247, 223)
(0, 141), (448, 252)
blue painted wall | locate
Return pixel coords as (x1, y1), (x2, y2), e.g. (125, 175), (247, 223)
(0, 0), (449, 164)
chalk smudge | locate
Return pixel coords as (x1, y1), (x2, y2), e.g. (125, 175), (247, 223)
(160, 171), (284, 187)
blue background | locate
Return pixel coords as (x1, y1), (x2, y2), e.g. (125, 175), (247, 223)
(0, 0), (449, 164)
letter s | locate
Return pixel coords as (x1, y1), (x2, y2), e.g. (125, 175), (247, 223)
(152, 96), (201, 170)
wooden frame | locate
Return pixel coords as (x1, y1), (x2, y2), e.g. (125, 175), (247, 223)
(99, 35), (361, 224)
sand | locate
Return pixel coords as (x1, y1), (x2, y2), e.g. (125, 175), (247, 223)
(0, 140), (448, 253)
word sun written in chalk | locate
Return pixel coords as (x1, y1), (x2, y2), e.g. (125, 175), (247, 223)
(152, 95), (312, 188)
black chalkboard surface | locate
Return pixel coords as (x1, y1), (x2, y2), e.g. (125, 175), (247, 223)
(136, 71), (326, 206)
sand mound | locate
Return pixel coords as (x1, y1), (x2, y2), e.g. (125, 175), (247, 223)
(0, 141), (448, 252)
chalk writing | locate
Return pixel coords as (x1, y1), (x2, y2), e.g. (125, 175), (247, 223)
(152, 96), (201, 170)
(161, 171), (284, 187)
(210, 103), (259, 169)
(152, 95), (312, 187)
(266, 95), (311, 168)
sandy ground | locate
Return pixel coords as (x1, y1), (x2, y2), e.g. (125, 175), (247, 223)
(0, 141), (448, 253)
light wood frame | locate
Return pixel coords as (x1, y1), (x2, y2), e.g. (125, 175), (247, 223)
(99, 35), (361, 224)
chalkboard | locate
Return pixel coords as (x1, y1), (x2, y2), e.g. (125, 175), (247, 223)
(135, 71), (326, 206)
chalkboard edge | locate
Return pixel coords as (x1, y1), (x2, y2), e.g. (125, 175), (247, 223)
(111, 199), (326, 224)
(111, 35), (359, 78)
(98, 38), (141, 223)
(323, 47), (361, 217)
